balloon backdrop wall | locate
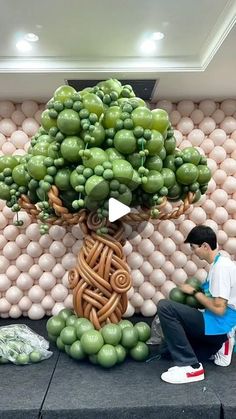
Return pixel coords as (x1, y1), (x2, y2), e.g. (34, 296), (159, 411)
(0, 98), (236, 319)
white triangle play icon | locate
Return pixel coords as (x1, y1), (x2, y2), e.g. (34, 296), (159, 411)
(108, 198), (131, 222)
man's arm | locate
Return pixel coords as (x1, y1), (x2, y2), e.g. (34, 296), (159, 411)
(179, 283), (227, 315)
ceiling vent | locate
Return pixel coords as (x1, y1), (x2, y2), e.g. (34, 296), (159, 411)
(66, 79), (158, 101)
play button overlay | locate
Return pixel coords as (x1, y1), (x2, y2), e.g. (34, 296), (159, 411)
(108, 198), (131, 222)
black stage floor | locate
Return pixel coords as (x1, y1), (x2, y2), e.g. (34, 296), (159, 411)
(0, 316), (235, 419)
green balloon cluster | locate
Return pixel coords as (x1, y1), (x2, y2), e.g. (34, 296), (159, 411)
(0, 79), (212, 231)
(47, 308), (151, 368)
(169, 277), (204, 309)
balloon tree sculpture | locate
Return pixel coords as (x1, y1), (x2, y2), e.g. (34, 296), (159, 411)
(0, 79), (211, 329)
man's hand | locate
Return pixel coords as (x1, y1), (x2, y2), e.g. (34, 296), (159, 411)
(179, 284), (195, 295)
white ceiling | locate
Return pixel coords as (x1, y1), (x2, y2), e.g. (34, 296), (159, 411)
(0, 0), (235, 101)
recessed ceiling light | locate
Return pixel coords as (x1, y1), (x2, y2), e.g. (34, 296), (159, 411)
(152, 32), (164, 41)
(16, 40), (32, 52)
(140, 39), (156, 54)
(24, 33), (39, 42)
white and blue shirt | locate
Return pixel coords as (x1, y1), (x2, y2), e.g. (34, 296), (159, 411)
(201, 254), (236, 335)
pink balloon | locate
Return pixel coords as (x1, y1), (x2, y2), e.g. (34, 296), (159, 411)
(158, 220), (175, 237)
(173, 129), (183, 146)
(6, 265), (21, 281)
(211, 189), (228, 206)
(38, 253), (56, 271)
(220, 117), (236, 134)
(220, 99), (236, 115)
(3, 225), (19, 241)
(16, 273), (34, 290)
(161, 280), (176, 298)
(52, 263), (65, 279)
(225, 199), (236, 214)
(217, 230), (228, 245)
(179, 139), (192, 150)
(0, 132), (6, 148)
(11, 110), (25, 125)
(223, 238), (236, 253)
(170, 251), (187, 268)
(16, 254), (34, 271)
(184, 260), (197, 276)
(0, 274), (11, 292)
(49, 241), (67, 258)
(2, 141), (16, 154)
(0, 234), (7, 249)
(187, 129), (204, 146)
(201, 139), (214, 154)
(162, 260), (175, 275)
(2, 205), (14, 219)
(49, 225), (66, 241)
(15, 234), (30, 248)
(62, 232), (76, 247)
(206, 158), (217, 174)
(199, 117), (216, 134)
(0, 101), (15, 118)
(34, 109), (42, 124)
(212, 207), (228, 224)
(148, 251), (165, 268)
(223, 220), (236, 237)
(0, 119), (16, 136)
(223, 139), (236, 153)
(149, 269), (166, 286)
(211, 109), (225, 124)
(209, 129), (226, 146)
(5, 286), (23, 304)
(177, 117), (194, 135)
(190, 109), (204, 124)
(177, 100), (195, 116)
(39, 234), (53, 249)
(27, 242), (43, 258)
(3, 242), (21, 259)
(21, 100), (38, 117)
(159, 238), (176, 256)
(223, 176), (236, 194)
(0, 255), (10, 273)
(156, 100), (173, 113)
(170, 110), (181, 125)
(189, 207), (207, 224)
(198, 100), (216, 116)
(22, 118), (39, 136)
(28, 285), (45, 303)
(29, 264), (43, 280)
(220, 159), (236, 175)
(11, 130), (28, 147)
(213, 169), (227, 185)
(171, 268), (187, 285)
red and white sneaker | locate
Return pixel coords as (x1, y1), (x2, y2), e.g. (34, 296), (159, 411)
(214, 336), (235, 367)
(161, 364), (205, 384)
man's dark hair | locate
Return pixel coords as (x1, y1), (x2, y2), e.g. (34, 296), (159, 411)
(184, 225), (217, 250)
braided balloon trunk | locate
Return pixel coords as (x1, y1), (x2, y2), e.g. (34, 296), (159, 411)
(20, 186), (195, 329)
(68, 212), (131, 330)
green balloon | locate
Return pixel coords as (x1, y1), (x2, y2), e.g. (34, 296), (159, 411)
(114, 129), (136, 154)
(54, 85), (77, 103)
(112, 159), (134, 185)
(61, 137), (84, 162)
(130, 342), (149, 361)
(85, 175), (109, 200)
(176, 163), (198, 185)
(142, 170), (164, 193)
(57, 109), (81, 135)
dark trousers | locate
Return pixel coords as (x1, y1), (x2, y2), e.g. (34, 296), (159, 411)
(157, 299), (228, 366)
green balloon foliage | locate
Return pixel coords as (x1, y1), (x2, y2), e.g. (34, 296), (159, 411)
(0, 79), (212, 229)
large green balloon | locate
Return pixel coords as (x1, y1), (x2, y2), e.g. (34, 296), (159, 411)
(176, 163), (198, 185)
(54, 85), (77, 103)
(60, 136), (84, 162)
(142, 170), (164, 193)
(151, 108), (169, 133)
(57, 109), (81, 135)
(114, 129), (136, 154)
(85, 175), (109, 200)
(41, 109), (57, 132)
(112, 159), (134, 185)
